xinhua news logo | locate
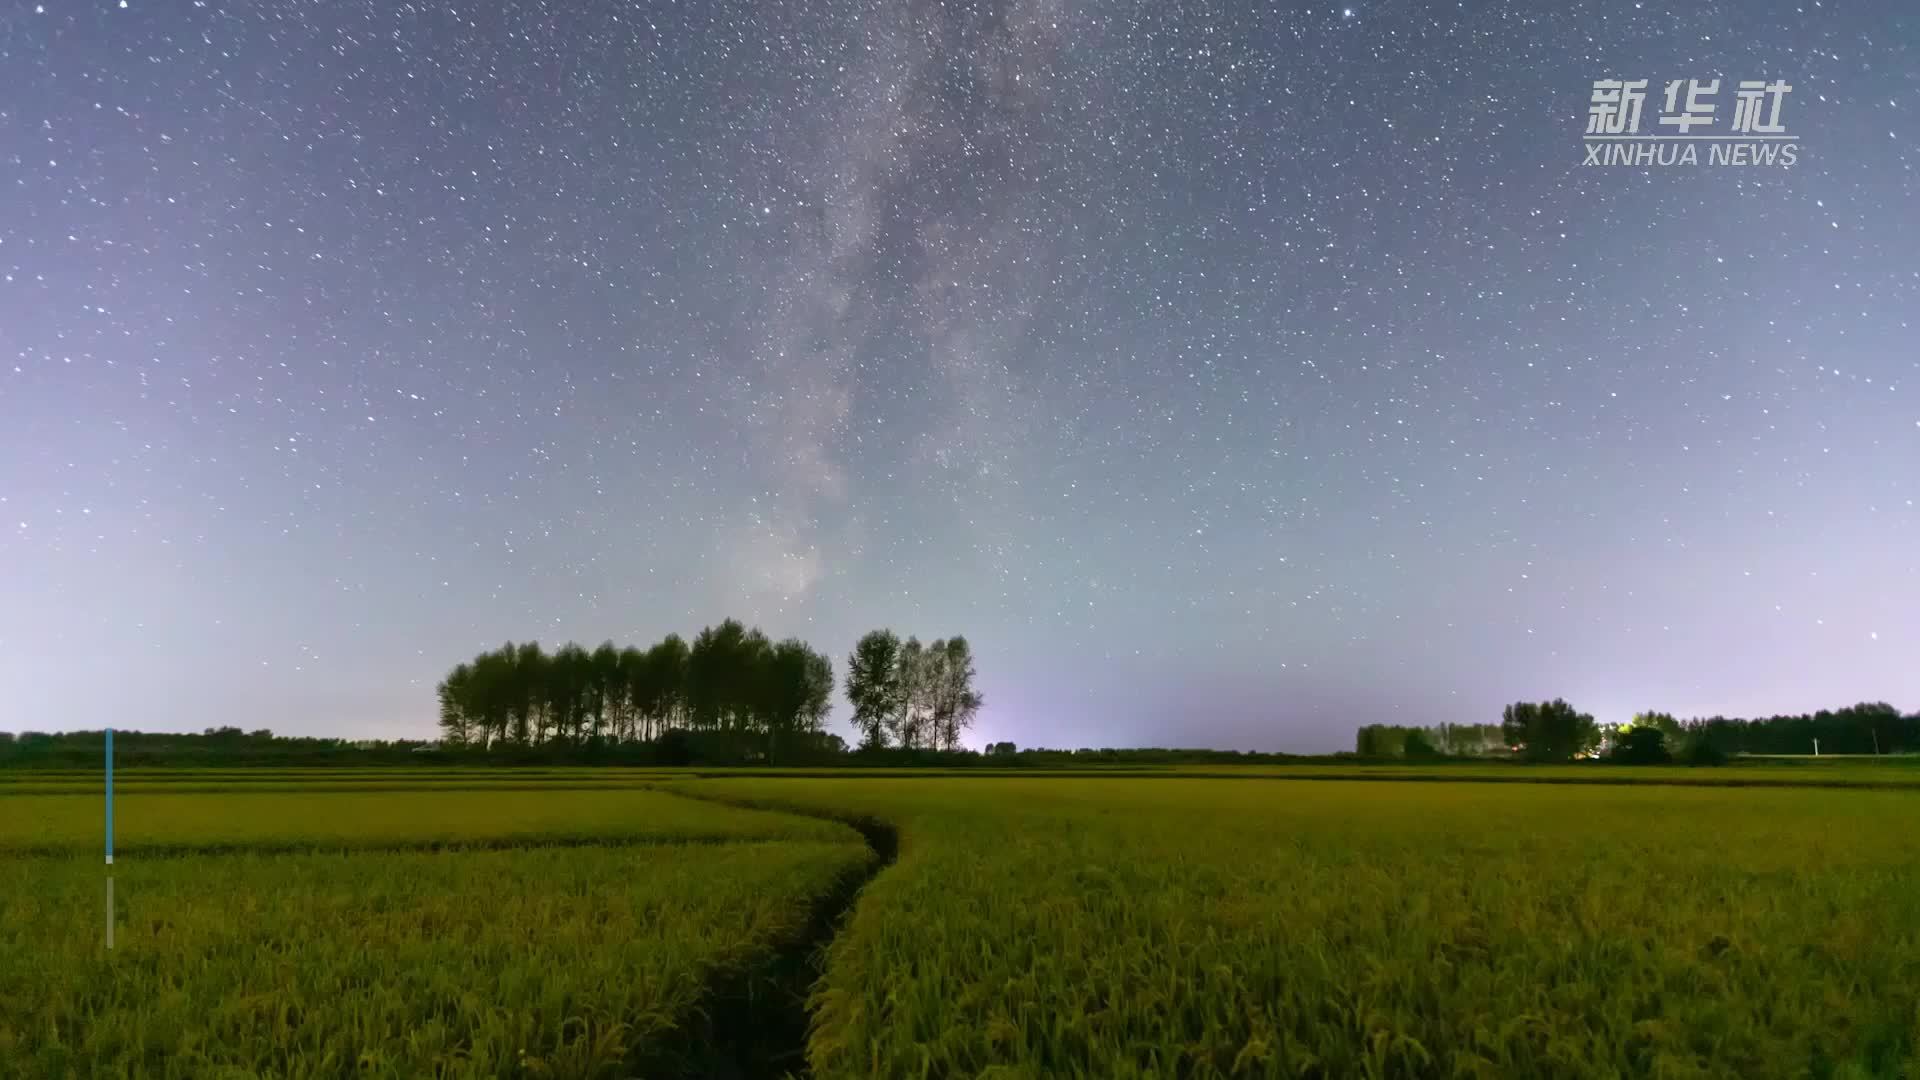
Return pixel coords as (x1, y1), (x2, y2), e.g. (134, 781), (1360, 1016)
(1583, 79), (1799, 168)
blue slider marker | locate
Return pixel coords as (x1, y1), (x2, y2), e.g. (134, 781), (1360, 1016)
(105, 726), (114, 951)
(105, 725), (114, 865)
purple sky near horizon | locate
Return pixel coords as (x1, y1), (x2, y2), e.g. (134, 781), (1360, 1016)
(2, 0), (1915, 752)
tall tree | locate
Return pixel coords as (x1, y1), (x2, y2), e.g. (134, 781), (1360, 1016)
(509, 641), (546, 745)
(646, 634), (690, 738)
(919, 640), (951, 748)
(436, 662), (475, 746)
(891, 637), (929, 749)
(469, 647), (514, 747)
(613, 645), (645, 741)
(930, 636), (982, 750)
(760, 638), (834, 763)
(548, 642), (592, 743)
(587, 641), (621, 742)
(688, 620), (750, 733)
(845, 629), (903, 749)
(737, 628), (773, 737)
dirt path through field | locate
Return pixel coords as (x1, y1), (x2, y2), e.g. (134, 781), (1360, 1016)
(636, 792), (899, 1079)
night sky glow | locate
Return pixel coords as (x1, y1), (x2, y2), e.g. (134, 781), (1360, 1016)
(2, 1), (1915, 750)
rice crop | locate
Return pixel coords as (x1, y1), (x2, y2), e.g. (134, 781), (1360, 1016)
(0, 787), (846, 855)
(1161, 761), (1920, 788)
(677, 776), (1920, 1079)
(0, 768), (677, 784)
(13, 759), (1917, 796)
(1, 839), (873, 1079)
(0, 768), (676, 796)
(0, 779), (669, 797)
(10, 767), (1917, 1079)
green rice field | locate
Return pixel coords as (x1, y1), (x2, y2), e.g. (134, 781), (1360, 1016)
(0, 787), (844, 856)
(6, 841), (872, 1078)
(4, 767), (1917, 1078)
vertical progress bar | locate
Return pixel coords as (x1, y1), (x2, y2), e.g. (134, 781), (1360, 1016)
(105, 725), (114, 951)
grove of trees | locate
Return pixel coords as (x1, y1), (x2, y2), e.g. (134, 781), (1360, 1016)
(844, 631), (984, 751)
(434, 619), (834, 764)
(1501, 699), (1600, 762)
(1355, 723), (1505, 758)
(1354, 701), (1615, 764)
(431, 621), (987, 765)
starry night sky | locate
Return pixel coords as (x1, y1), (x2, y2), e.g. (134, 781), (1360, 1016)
(2, 1), (1914, 750)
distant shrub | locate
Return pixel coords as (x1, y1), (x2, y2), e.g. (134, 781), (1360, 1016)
(1402, 730), (1440, 760)
(1681, 739), (1728, 767)
(1608, 727), (1672, 765)
(653, 729), (695, 767)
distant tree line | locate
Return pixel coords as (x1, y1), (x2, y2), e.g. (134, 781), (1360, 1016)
(0, 727), (443, 768)
(1681, 703), (1913, 757)
(11, 669), (1912, 772)
(1354, 700), (1920, 765)
(0, 728), (1399, 772)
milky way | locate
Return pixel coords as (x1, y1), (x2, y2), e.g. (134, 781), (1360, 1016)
(2, 0), (1914, 749)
